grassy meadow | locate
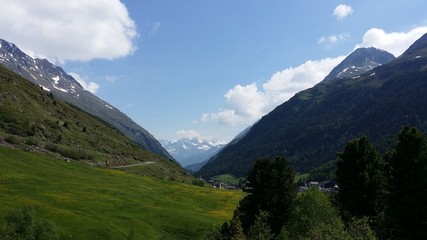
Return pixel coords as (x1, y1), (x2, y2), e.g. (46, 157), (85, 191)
(0, 146), (243, 239)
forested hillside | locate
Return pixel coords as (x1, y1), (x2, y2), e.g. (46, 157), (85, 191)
(198, 34), (427, 178)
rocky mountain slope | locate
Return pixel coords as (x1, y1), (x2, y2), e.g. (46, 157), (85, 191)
(0, 38), (173, 161)
(322, 47), (395, 82)
(198, 35), (427, 178)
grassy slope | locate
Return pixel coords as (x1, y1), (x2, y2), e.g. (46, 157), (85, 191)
(0, 146), (243, 239)
(0, 65), (190, 182)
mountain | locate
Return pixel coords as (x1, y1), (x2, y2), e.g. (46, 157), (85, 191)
(0, 38), (173, 161)
(197, 35), (427, 178)
(323, 47), (395, 82)
(160, 137), (227, 168)
(0, 64), (190, 181)
(185, 159), (209, 172)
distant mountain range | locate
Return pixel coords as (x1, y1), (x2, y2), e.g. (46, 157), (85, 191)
(198, 34), (427, 178)
(0, 38), (173, 161)
(160, 138), (227, 169)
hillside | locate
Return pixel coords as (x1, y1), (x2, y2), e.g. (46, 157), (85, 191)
(0, 38), (173, 160)
(198, 34), (427, 178)
(0, 64), (188, 181)
(0, 146), (243, 239)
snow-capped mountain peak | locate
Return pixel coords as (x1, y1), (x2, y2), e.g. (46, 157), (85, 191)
(322, 47), (395, 82)
(160, 137), (227, 167)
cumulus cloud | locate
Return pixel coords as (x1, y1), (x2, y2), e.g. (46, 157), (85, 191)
(69, 72), (99, 94)
(176, 130), (201, 139)
(355, 26), (427, 57)
(333, 4), (353, 20)
(0, 0), (137, 62)
(200, 56), (345, 125)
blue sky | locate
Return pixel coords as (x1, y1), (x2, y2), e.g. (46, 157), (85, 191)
(1, 0), (427, 141)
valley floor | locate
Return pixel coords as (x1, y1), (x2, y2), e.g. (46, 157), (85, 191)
(0, 146), (243, 239)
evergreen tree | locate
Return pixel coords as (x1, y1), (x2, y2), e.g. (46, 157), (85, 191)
(215, 215), (246, 240)
(336, 136), (387, 219)
(229, 215), (245, 240)
(247, 211), (274, 240)
(387, 126), (427, 239)
(236, 157), (296, 235)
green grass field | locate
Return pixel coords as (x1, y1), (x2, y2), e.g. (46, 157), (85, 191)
(214, 174), (241, 186)
(0, 146), (243, 239)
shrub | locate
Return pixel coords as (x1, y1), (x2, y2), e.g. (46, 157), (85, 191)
(192, 179), (205, 187)
(4, 135), (23, 145)
(25, 137), (39, 146)
(0, 206), (59, 240)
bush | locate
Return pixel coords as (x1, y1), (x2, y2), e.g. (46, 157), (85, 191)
(25, 137), (39, 146)
(0, 206), (59, 240)
(4, 135), (23, 145)
(45, 143), (92, 160)
(192, 179), (205, 187)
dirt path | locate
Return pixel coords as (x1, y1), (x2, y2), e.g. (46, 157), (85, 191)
(111, 162), (155, 169)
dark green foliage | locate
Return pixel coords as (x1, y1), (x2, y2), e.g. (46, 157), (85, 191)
(247, 211), (274, 240)
(307, 160), (337, 182)
(192, 179), (205, 187)
(45, 143), (92, 160)
(216, 215), (245, 240)
(24, 137), (39, 147)
(4, 135), (24, 145)
(346, 217), (377, 240)
(336, 136), (387, 219)
(279, 188), (350, 240)
(236, 157), (296, 235)
(0, 206), (59, 240)
(386, 126), (427, 239)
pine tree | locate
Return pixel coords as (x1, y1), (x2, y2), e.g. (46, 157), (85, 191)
(387, 126), (427, 239)
(336, 136), (387, 219)
(236, 157), (296, 235)
(247, 211), (274, 240)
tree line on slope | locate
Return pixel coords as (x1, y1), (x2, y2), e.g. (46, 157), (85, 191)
(207, 126), (427, 240)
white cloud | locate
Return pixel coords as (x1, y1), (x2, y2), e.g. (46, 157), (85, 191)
(176, 130), (201, 139)
(0, 0), (137, 62)
(355, 26), (427, 57)
(333, 4), (353, 20)
(105, 75), (119, 82)
(69, 72), (100, 94)
(318, 33), (350, 47)
(149, 21), (161, 35)
(200, 56), (345, 126)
